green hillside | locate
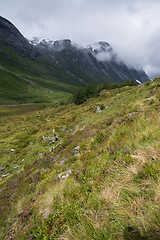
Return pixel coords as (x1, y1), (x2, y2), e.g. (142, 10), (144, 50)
(0, 45), (85, 105)
(0, 78), (160, 239)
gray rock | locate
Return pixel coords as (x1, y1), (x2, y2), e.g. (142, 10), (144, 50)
(74, 146), (80, 150)
(13, 165), (19, 169)
(96, 106), (101, 113)
(43, 131), (59, 145)
(49, 141), (61, 152)
(0, 167), (6, 172)
(38, 153), (43, 158)
(2, 173), (10, 178)
(56, 169), (73, 182)
(29, 142), (34, 145)
(73, 146), (80, 156)
(43, 136), (55, 142)
(74, 125), (79, 133)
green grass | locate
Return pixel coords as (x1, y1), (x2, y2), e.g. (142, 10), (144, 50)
(0, 44), (85, 105)
(0, 77), (160, 239)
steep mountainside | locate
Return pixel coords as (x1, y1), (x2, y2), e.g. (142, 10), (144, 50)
(0, 16), (39, 60)
(87, 41), (149, 82)
(32, 37), (150, 83)
(0, 16), (150, 104)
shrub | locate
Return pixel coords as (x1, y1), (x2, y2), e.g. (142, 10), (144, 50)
(72, 87), (86, 105)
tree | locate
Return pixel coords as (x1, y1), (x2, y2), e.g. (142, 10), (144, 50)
(84, 82), (97, 98)
(72, 87), (85, 105)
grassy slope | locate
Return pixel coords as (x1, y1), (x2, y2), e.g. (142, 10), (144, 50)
(0, 78), (160, 239)
(0, 45), (85, 104)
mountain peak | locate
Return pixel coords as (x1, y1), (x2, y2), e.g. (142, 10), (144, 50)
(87, 41), (116, 62)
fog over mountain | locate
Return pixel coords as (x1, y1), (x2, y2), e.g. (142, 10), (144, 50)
(1, 0), (160, 79)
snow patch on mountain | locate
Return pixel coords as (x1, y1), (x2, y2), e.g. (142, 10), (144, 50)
(29, 37), (83, 52)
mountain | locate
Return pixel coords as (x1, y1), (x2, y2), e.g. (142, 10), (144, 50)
(31, 37), (150, 83)
(0, 16), (150, 104)
(87, 41), (149, 83)
(0, 16), (40, 60)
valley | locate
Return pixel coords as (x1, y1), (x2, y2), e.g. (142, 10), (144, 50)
(0, 16), (150, 105)
(0, 16), (160, 240)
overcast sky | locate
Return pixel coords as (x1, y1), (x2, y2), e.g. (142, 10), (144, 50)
(1, 0), (160, 79)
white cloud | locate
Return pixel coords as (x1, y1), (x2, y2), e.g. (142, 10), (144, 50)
(0, 0), (160, 78)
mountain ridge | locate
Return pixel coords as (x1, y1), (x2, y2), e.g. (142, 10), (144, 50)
(30, 37), (149, 83)
(0, 16), (150, 104)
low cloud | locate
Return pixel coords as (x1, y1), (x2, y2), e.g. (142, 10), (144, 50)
(95, 52), (113, 62)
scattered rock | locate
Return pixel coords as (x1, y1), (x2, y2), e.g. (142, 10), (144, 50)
(74, 146), (80, 150)
(13, 166), (19, 169)
(11, 149), (15, 152)
(29, 142), (34, 145)
(43, 135), (55, 142)
(49, 142), (61, 152)
(96, 106), (101, 113)
(56, 169), (73, 182)
(74, 125), (79, 133)
(2, 173), (10, 178)
(43, 130), (60, 145)
(38, 153), (43, 158)
(12, 179), (18, 182)
(0, 166), (6, 172)
(73, 146), (80, 156)
(105, 106), (109, 109)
